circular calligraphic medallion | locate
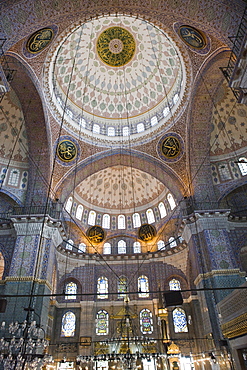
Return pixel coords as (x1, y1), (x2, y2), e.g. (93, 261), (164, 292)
(138, 224), (156, 242)
(26, 28), (54, 54)
(97, 26), (136, 67)
(56, 140), (77, 162)
(178, 25), (206, 49)
(87, 226), (105, 244)
(161, 136), (181, 159)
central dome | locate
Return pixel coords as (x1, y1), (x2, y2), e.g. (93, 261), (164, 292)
(45, 15), (186, 145)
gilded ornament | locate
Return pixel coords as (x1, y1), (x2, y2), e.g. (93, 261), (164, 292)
(87, 225), (105, 243)
(178, 25), (206, 49)
(138, 224), (156, 241)
(56, 140), (77, 162)
(26, 28), (54, 54)
(161, 136), (181, 159)
(97, 27), (135, 67)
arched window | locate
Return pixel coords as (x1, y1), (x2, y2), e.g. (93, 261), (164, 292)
(146, 209), (155, 224)
(75, 205), (84, 220)
(103, 242), (111, 254)
(65, 282), (77, 300)
(238, 157), (247, 176)
(133, 241), (141, 253)
(169, 237), (177, 248)
(88, 210), (96, 226)
(140, 309), (153, 334)
(65, 197), (73, 213)
(158, 202), (167, 218)
(172, 308), (188, 333)
(8, 169), (20, 186)
(96, 310), (109, 335)
(218, 164), (232, 181)
(133, 213), (141, 228)
(167, 193), (176, 210)
(123, 126), (129, 136)
(118, 215), (126, 229)
(151, 115), (158, 126)
(163, 107), (169, 117)
(0, 252), (4, 279)
(61, 311), (76, 337)
(80, 117), (86, 127)
(97, 277), (108, 299)
(108, 127), (115, 136)
(66, 239), (74, 250)
(118, 240), (126, 254)
(137, 123), (145, 133)
(157, 240), (165, 251)
(138, 275), (149, 298)
(93, 124), (100, 134)
(173, 93), (179, 104)
(118, 276), (128, 299)
(102, 214), (110, 229)
(169, 279), (181, 291)
(78, 243), (86, 253)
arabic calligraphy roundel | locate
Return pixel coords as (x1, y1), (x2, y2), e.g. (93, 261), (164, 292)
(57, 140), (77, 162)
(87, 226), (105, 244)
(157, 132), (184, 163)
(26, 28), (54, 54)
(97, 26), (135, 67)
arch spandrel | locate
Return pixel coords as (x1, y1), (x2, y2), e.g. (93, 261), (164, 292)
(6, 55), (52, 204)
(187, 49), (231, 207)
(54, 149), (186, 204)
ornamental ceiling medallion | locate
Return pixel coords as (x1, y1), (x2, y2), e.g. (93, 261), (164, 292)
(174, 23), (210, 55)
(45, 15), (187, 145)
(157, 132), (184, 162)
(26, 28), (54, 54)
(56, 140), (77, 162)
(97, 27), (135, 67)
(178, 25), (206, 49)
(138, 224), (156, 242)
(87, 225), (105, 244)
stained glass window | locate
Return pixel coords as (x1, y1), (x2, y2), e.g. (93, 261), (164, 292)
(102, 214), (110, 229)
(151, 115), (158, 126)
(133, 241), (141, 253)
(96, 310), (109, 335)
(146, 209), (155, 224)
(138, 275), (149, 298)
(118, 240), (126, 254)
(78, 243), (86, 253)
(97, 277), (108, 299)
(238, 157), (247, 175)
(173, 308), (188, 333)
(103, 242), (111, 254)
(61, 311), (76, 337)
(108, 127), (115, 136)
(157, 240), (165, 250)
(118, 215), (126, 229)
(65, 282), (77, 300)
(133, 213), (141, 228)
(169, 279), (181, 291)
(123, 126), (129, 136)
(65, 197), (73, 213)
(88, 210), (96, 226)
(76, 205), (84, 220)
(169, 237), (177, 248)
(66, 239), (74, 250)
(140, 309), (153, 334)
(118, 276), (128, 299)
(8, 169), (20, 187)
(137, 123), (145, 133)
(218, 164), (232, 181)
(167, 193), (176, 210)
(158, 202), (167, 218)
